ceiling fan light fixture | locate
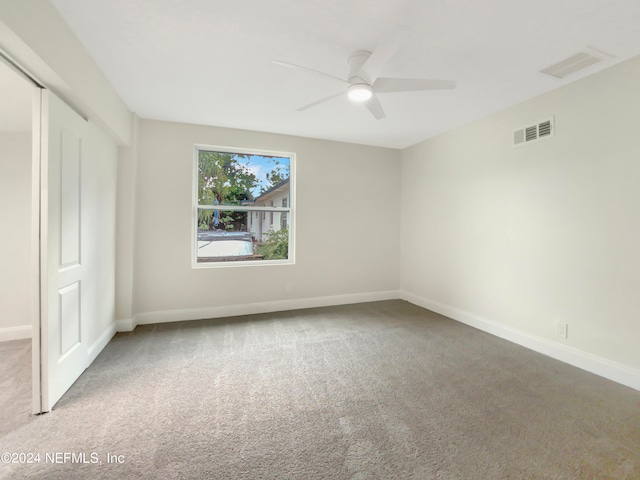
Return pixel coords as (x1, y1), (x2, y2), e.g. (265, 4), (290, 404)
(347, 84), (373, 102)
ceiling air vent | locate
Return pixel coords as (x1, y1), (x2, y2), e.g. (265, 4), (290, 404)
(540, 47), (614, 79)
(513, 117), (554, 147)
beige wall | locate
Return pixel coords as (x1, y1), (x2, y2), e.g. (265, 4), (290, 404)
(401, 55), (640, 372)
(0, 133), (32, 334)
(130, 119), (401, 319)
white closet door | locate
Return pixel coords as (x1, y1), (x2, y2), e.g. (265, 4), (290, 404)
(38, 89), (89, 411)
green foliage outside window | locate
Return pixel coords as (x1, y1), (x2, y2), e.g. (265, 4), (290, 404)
(198, 151), (255, 231)
(257, 229), (289, 260)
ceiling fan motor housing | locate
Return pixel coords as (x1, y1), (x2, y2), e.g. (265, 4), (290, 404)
(348, 50), (372, 85)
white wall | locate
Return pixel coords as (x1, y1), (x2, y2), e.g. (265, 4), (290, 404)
(129, 119), (401, 323)
(0, 133), (32, 339)
(401, 55), (640, 384)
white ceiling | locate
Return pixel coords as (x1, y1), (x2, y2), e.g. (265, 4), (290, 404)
(0, 61), (33, 133)
(50, 0), (640, 149)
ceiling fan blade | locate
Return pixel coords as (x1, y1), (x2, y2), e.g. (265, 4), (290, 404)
(357, 24), (409, 83)
(272, 60), (347, 84)
(364, 94), (386, 120)
(296, 91), (345, 112)
(373, 77), (457, 93)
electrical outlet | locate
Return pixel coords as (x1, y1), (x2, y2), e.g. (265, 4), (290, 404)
(285, 283), (294, 292)
(556, 322), (568, 339)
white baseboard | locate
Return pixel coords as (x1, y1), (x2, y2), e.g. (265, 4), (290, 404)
(134, 290), (402, 326)
(401, 290), (640, 392)
(116, 318), (136, 333)
(87, 323), (117, 364)
(0, 325), (32, 342)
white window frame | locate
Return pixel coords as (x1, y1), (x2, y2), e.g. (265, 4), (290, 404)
(192, 144), (296, 268)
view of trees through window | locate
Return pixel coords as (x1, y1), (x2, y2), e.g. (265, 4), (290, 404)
(196, 148), (292, 263)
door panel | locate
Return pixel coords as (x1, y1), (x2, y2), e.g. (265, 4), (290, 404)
(40, 90), (88, 411)
(58, 281), (81, 358)
(59, 128), (82, 268)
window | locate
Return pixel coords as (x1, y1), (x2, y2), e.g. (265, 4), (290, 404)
(194, 145), (294, 266)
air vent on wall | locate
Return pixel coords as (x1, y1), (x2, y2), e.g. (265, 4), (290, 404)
(513, 117), (554, 147)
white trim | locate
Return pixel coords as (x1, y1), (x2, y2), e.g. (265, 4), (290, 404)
(116, 318), (137, 332)
(198, 205), (290, 212)
(31, 86), (43, 414)
(194, 144), (297, 159)
(192, 145), (296, 269)
(135, 290), (401, 325)
(0, 325), (32, 342)
(38, 89), (51, 412)
(86, 323), (117, 364)
(401, 290), (640, 392)
(191, 258), (293, 269)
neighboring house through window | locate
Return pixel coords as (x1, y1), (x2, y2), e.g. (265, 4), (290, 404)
(194, 145), (294, 265)
(251, 182), (290, 243)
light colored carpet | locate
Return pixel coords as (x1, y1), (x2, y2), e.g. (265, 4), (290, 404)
(1, 300), (639, 479)
(0, 339), (31, 437)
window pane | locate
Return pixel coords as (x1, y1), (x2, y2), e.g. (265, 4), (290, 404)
(197, 208), (289, 263)
(198, 150), (290, 207)
(196, 147), (292, 265)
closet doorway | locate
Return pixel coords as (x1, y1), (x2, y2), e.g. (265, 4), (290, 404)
(0, 58), (38, 429)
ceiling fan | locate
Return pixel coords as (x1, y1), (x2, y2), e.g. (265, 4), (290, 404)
(273, 25), (457, 120)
